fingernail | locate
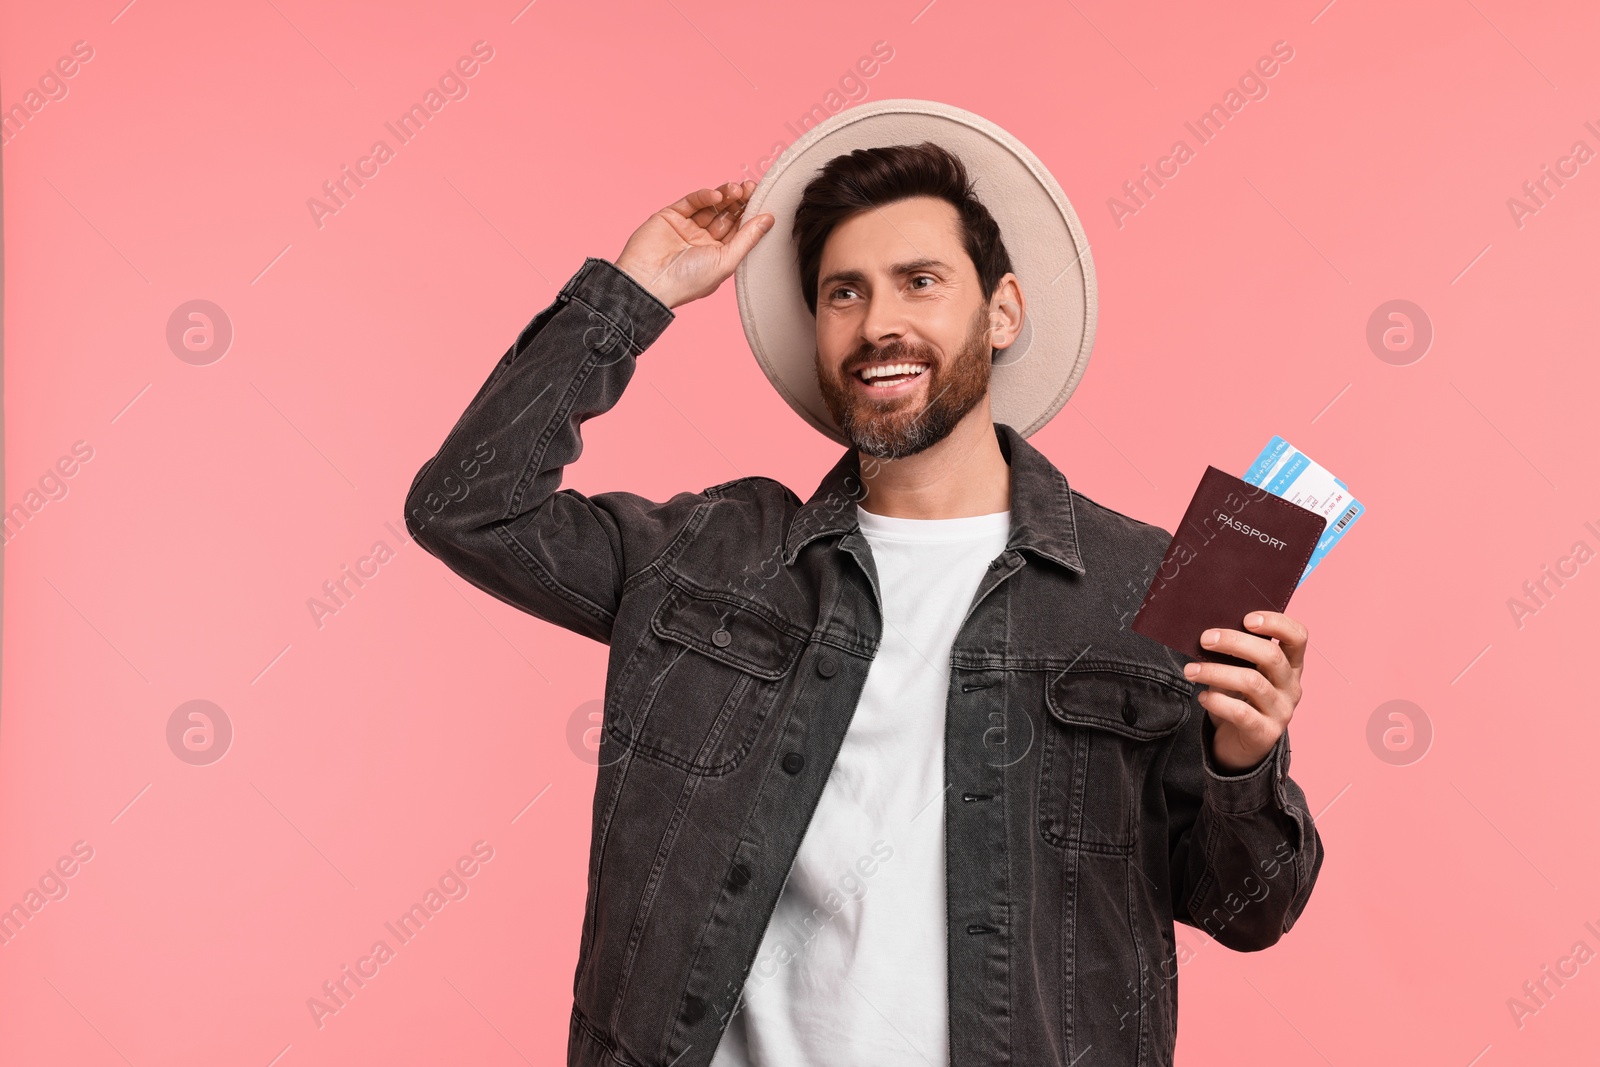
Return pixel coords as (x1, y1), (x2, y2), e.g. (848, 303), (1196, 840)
(1247, 613), (1264, 627)
(1183, 663), (1199, 679)
(1202, 630), (1219, 646)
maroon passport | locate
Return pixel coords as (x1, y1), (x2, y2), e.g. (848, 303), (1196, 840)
(1131, 466), (1326, 669)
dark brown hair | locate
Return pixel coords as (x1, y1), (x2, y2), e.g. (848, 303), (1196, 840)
(791, 141), (1014, 318)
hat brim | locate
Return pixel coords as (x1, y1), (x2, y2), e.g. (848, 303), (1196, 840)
(734, 98), (1097, 447)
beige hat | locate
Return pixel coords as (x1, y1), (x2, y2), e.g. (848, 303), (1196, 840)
(734, 98), (1098, 447)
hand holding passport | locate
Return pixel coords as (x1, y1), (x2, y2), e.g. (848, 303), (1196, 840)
(1131, 438), (1362, 669)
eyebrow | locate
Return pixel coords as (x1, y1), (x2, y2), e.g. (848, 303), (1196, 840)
(817, 257), (952, 292)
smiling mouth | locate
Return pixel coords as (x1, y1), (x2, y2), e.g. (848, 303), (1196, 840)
(853, 361), (930, 388)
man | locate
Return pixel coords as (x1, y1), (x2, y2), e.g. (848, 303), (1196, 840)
(405, 103), (1323, 1067)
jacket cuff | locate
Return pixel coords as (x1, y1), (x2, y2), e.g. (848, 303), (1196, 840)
(1200, 713), (1291, 815)
(558, 256), (676, 355)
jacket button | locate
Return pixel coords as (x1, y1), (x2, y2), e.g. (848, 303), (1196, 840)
(729, 862), (751, 889)
(782, 752), (805, 775)
(1121, 699), (1139, 725)
(711, 627), (732, 648)
(682, 994), (706, 1024)
(816, 655), (838, 678)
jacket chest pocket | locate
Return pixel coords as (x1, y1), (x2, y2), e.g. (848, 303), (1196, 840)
(607, 584), (805, 776)
(1037, 667), (1191, 854)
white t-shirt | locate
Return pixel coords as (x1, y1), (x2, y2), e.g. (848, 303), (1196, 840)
(710, 504), (1012, 1067)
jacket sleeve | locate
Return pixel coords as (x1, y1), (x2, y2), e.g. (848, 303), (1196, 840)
(1161, 690), (1325, 951)
(403, 256), (705, 645)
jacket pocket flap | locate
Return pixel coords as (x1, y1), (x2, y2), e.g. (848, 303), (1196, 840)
(651, 585), (804, 680)
(1046, 666), (1192, 741)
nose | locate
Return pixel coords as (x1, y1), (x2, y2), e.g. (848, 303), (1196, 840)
(859, 287), (910, 352)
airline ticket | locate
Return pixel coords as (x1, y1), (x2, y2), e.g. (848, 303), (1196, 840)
(1241, 436), (1364, 585)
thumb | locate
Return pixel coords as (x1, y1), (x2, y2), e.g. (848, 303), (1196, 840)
(725, 213), (775, 265)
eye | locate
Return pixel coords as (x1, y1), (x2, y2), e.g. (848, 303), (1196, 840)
(909, 274), (935, 289)
(829, 285), (858, 301)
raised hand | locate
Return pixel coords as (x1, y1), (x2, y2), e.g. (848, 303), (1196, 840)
(614, 180), (775, 311)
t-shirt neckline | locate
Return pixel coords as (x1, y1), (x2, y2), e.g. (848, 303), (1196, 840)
(854, 503), (1012, 543)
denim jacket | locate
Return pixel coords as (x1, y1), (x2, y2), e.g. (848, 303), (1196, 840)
(403, 256), (1325, 1066)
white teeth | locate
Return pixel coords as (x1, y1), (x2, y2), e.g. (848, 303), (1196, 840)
(858, 362), (928, 382)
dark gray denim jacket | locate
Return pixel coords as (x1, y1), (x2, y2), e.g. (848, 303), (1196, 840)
(404, 256), (1325, 1067)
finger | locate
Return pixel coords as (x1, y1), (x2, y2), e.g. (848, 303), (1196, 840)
(723, 212), (776, 262)
(701, 208), (729, 239)
(1244, 610), (1309, 671)
(665, 186), (726, 221)
(713, 181), (743, 212)
(692, 198), (739, 231)
(1196, 662), (1280, 723)
(1197, 688), (1284, 771)
(1199, 626), (1292, 688)
(719, 181), (754, 215)
(1184, 661), (1278, 714)
(717, 204), (750, 240)
(1196, 687), (1260, 729)
(689, 204), (723, 230)
(699, 184), (750, 234)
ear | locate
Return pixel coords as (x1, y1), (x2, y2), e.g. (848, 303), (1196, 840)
(987, 272), (1026, 353)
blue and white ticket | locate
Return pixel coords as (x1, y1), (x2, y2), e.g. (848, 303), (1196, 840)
(1242, 436), (1363, 585)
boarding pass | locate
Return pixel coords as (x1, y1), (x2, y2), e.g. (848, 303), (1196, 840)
(1241, 436), (1364, 585)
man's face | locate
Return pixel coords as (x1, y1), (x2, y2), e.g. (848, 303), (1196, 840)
(812, 196), (1003, 460)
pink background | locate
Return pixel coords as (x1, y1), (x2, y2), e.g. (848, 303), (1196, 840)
(3, 1), (1598, 1063)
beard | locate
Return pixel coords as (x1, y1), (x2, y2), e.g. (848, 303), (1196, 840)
(816, 303), (993, 460)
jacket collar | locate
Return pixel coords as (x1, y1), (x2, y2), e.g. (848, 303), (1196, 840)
(781, 422), (1086, 574)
